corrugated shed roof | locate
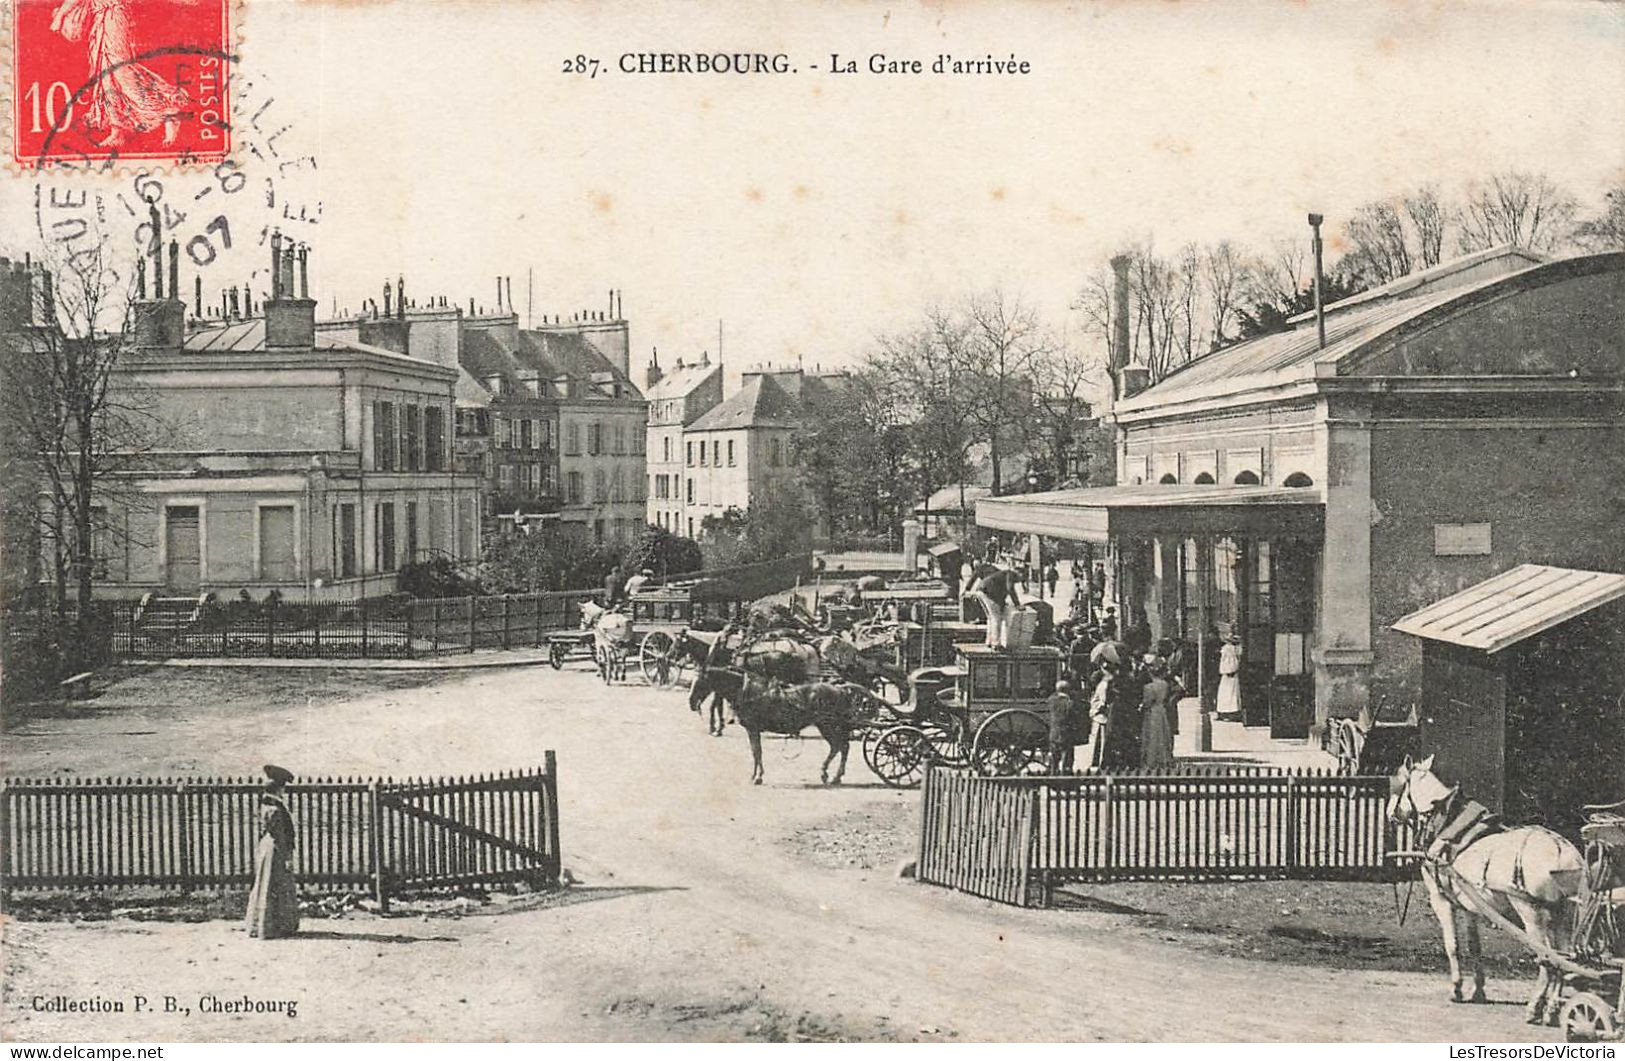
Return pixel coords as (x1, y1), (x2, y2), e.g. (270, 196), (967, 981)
(1392, 564), (1625, 654)
(688, 374), (801, 431)
(1118, 247), (1566, 411)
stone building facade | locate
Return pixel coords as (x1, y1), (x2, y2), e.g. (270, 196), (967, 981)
(979, 246), (1625, 737)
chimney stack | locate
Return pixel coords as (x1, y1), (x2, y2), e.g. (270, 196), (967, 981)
(298, 245), (309, 299)
(194, 275), (202, 319)
(229, 285), (240, 318)
(167, 240), (179, 302)
(505, 276), (513, 316)
(270, 230), (283, 299)
(265, 242), (316, 348)
(149, 204), (163, 299)
(396, 276), (404, 320)
(383, 281), (392, 318)
(1308, 213), (1326, 350)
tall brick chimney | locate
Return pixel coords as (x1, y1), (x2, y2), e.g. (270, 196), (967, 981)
(264, 231), (316, 348)
(1109, 253), (1131, 399)
(645, 346), (663, 390)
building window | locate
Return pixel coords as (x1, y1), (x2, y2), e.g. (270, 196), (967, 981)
(565, 422), (580, 455)
(498, 464), (515, 491)
(588, 422), (602, 455)
(593, 518), (605, 541)
(1193, 472), (1216, 485)
(373, 401), (397, 471)
(663, 436), (671, 462)
(686, 440), (694, 466)
(520, 418), (533, 450)
(376, 502), (397, 572)
(687, 517), (694, 538)
(1283, 472), (1314, 488)
(1159, 473), (1178, 485)
(686, 478), (694, 504)
(89, 505), (115, 580)
(257, 504), (296, 581)
(727, 439), (735, 466)
(425, 407), (446, 471)
(770, 437), (782, 467)
(712, 440), (720, 465)
(405, 501), (419, 564)
(337, 503), (358, 578)
(594, 469), (608, 503)
(567, 471), (583, 503)
(698, 438), (708, 466)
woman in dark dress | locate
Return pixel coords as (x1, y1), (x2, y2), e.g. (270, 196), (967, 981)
(244, 765), (300, 939)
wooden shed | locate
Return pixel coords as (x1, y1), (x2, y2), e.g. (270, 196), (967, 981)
(1392, 565), (1625, 834)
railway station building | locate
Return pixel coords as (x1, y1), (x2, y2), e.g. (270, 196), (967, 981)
(977, 246), (1625, 740)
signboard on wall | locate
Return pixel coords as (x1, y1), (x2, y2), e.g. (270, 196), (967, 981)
(1434, 522), (1493, 556)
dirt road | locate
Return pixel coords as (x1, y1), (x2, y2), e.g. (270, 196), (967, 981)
(2, 665), (1561, 1042)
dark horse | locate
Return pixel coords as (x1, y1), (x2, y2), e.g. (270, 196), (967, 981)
(689, 632), (819, 736)
(702, 669), (872, 785)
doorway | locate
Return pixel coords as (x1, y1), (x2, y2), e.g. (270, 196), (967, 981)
(165, 506), (201, 591)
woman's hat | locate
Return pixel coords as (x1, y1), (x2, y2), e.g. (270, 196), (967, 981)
(262, 764), (294, 785)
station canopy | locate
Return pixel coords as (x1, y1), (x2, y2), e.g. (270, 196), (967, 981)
(975, 484), (1323, 543)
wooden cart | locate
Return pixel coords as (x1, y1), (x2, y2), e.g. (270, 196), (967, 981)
(627, 578), (747, 686)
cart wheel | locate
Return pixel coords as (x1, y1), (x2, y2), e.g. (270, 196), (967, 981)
(549, 641), (567, 670)
(870, 725), (934, 788)
(926, 720), (970, 768)
(970, 708), (1049, 777)
(640, 632), (676, 686)
(1562, 993), (1620, 1042)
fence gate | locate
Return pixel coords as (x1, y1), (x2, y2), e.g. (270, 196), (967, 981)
(917, 768), (1037, 906)
(376, 755), (560, 895)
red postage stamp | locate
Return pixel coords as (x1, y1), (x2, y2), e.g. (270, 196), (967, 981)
(11, 0), (232, 166)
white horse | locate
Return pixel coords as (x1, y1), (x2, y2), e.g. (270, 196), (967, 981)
(578, 599), (631, 680)
(1388, 755), (1586, 1023)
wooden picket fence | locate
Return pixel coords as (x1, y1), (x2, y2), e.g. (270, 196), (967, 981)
(917, 766), (1418, 907)
(0, 755), (561, 907)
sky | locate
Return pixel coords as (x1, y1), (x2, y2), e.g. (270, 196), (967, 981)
(10, 0), (1625, 392)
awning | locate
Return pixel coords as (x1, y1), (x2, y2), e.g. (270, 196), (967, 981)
(975, 484), (1323, 542)
(1392, 564), (1625, 654)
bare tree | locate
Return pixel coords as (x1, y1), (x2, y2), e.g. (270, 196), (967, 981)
(1403, 184), (1449, 269)
(1, 235), (168, 666)
(1341, 200), (1412, 287)
(1022, 338), (1106, 489)
(1572, 184), (1625, 252)
(954, 290), (1051, 495)
(1456, 170), (1579, 253)
(1202, 240), (1251, 351)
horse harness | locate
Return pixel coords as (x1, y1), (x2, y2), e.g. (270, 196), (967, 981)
(1416, 787), (1507, 897)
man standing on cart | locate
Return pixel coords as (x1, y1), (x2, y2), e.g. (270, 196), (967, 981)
(964, 561), (1021, 648)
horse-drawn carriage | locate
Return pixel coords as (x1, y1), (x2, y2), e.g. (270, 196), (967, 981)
(1560, 799), (1625, 1040)
(861, 644), (1067, 788)
(1327, 704), (1420, 775)
(627, 578), (746, 686)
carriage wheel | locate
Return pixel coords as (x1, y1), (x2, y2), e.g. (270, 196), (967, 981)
(549, 641), (567, 670)
(970, 708), (1049, 777)
(1561, 993), (1620, 1042)
(925, 719), (970, 769)
(639, 632), (676, 686)
(869, 725), (934, 789)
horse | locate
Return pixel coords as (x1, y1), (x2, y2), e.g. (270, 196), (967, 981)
(578, 599), (631, 682)
(1388, 755), (1586, 1023)
(702, 669), (877, 785)
(688, 630), (820, 736)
